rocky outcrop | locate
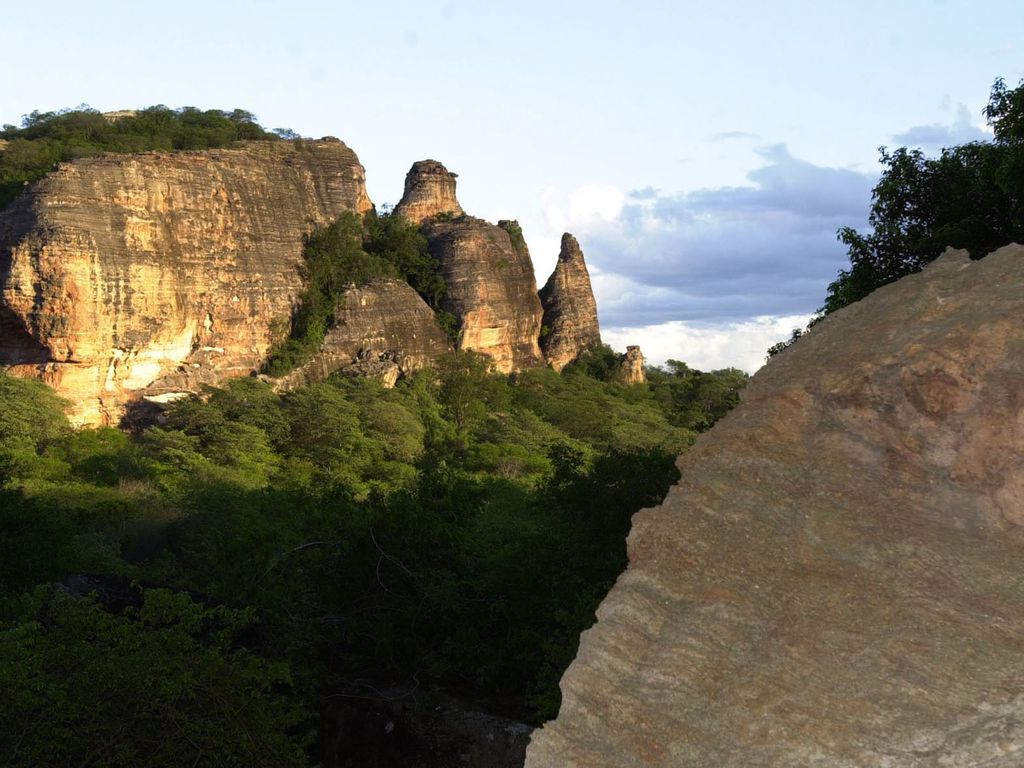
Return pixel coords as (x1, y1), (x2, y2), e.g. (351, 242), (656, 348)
(538, 233), (601, 371)
(393, 160), (464, 226)
(266, 278), (450, 391)
(422, 215), (544, 373)
(527, 245), (1024, 767)
(0, 139), (372, 424)
(616, 345), (646, 384)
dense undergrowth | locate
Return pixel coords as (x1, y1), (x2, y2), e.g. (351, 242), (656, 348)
(0, 105), (288, 210)
(0, 354), (746, 766)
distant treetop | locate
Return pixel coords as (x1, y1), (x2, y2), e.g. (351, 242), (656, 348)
(0, 104), (298, 210)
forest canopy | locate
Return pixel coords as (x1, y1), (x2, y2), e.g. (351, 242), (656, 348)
(0, 353), (746, 765)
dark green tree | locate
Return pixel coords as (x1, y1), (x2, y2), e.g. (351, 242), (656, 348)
(821, 77), (1024, 315)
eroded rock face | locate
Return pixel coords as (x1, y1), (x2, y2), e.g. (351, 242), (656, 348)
(422, 216), (544, 373)
(616, 345), (646, 385)
(527, 245), (1024, 767)
(267, 278), (450, 391)
(538, 233), (601, 371)
(0, 140), (372, 424)
(393, 159), (464, 226)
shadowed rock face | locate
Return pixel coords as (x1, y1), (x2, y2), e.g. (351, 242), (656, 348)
(393, 159), (464, 226)
(0, 140), (372, 424)
(422, 216), (544, 373)
(539, 233), (601, 371)
(527, 245), (1024, 767)
(265, 278), (450, 391)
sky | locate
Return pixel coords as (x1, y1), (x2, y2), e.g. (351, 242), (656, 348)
(3, 0), (1021, 372)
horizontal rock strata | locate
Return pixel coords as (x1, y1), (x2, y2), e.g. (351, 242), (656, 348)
(393, 159), (464, 226)
(527, 245), (1024, 767)
(423, 216), (544, 373)
(0, 139), (372, 424)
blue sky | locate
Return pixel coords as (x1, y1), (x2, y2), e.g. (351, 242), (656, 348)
(3, 0), (1021, 370)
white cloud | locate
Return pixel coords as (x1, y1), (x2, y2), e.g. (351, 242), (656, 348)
(527, 146), (878, 372)
(566, 184), (624, 224)
(604, 315), (811, 374)
(536, 144), (874, 327)
(891, 103), (990, 148)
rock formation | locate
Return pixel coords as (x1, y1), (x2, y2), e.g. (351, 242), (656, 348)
(527, 245), (1024, 767)
(0, 140), (372, 424)
(266, 278), (450, 391)
(393, 160), (464, 226)
(538, 233), (601, 371)
(420, 216), (545, 373)
(0, 140), (616, 422)
(616, 345), (646, 384)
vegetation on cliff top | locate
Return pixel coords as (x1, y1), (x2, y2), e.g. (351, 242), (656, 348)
(0, 105), (290, 210)
(0, 354), (745, 764)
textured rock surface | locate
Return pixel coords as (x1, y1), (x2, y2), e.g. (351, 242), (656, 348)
(422, 216), (544, 373)
(538, 233), (601, 371)
(0, 140), (372, 424)
(393, 160), (464, 226)
(268, 278), (450, 391)
(527, 245), (1024, 767)
(617, 345), (646, 384)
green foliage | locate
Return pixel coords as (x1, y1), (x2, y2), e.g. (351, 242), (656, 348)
(766, 327), (804, 360)
(0, 105), (288, 210)
(263, 213), (396, 375)
(563, 343), (623, 382)
(264, 210), (455, 375)
(364, 209), (446, 308)
(0, 345), (746, 751)
(0, 588), (309, 767)
(822, 77), (1024, 315)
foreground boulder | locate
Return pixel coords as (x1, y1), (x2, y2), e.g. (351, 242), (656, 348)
(527, 245), (1024, 767)
(0, 139), (372, 424)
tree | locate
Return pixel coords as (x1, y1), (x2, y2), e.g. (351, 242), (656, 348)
(0, 588), (310, 767)
(821, 77), (1024, 316)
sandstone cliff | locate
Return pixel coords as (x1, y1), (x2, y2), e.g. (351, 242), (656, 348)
(393, 160), (464, 226)
(267, 278), (450, 391)
(0, 140), (372, 424)
(538, 233), (601, 371)
(527, 245), (1024, 767)
(422, 215), (545, 373)
(616, 345), (646, 385)
(396, 159), (545, 372)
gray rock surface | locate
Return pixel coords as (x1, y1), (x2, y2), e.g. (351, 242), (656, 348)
(527, 245), (1024, 767)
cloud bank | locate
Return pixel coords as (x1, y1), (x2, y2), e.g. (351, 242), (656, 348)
(544, 145), (872, 335)
(532, 110), (987, 372)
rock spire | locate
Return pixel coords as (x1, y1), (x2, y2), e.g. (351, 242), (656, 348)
(393, 159), (464, 225)
(538, 233), (601, 371)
